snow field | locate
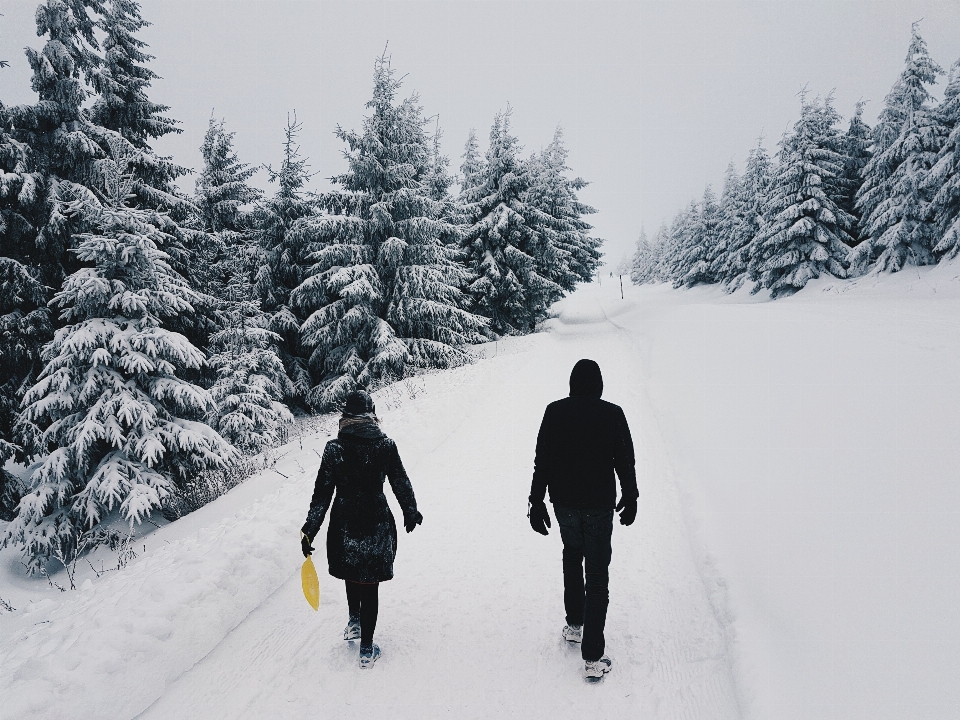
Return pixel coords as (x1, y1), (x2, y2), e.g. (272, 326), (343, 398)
(636, 265), (960, 719)
(10, 269), (959, 719)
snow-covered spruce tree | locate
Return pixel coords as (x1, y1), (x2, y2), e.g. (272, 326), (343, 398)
(0, 251), (50, 520)
(629, 227), (657, 284)
(706, 163), (741, 282)
(6, 149), (237, 571)
(851, 24), (946, 274)
(253, 115), (318, 404)
(291, 57), (486, 410)
(195, 115), (263, 234)
(653, 206), (692, 285)
(648, 223), (673, 283)
(460, 107), (563, 333)
(0, 99), (54, 472)
(206, 279), (293, 453)
(423, 123), (454, 203)
(84, 0), (221, 354)
(87, 0), (186, 209)
(2, 0), (107, 481)
(449, 127), (487, 230)
(718, 139), (773, 291)
(929, 59), (960, 260)
(7, 0), (106, 290)
(673, 188), (719, 288)
(8, 0), (192, 306)
(189, 115), (264, 298)
(458, 128), (487, 198)
(836, 101), (872, 243)
(524, 126), (602, 291)
(748, 96), (853, 298)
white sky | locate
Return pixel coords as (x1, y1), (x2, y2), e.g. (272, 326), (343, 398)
(3, 0), (960, 267)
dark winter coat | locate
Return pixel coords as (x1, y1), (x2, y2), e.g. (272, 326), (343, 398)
(302, 422), (419, 583)
(530, 362), (638, 510)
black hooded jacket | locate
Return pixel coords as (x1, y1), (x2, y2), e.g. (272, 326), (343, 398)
(529, 360), (638, 510)
(302, 421), (418, 583)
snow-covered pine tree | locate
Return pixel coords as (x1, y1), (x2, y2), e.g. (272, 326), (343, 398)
(648, 222), (673, 283)
(749, 95), (853, 298)
(83, 0), (224, 355)
(929, 58), (960, 260)
(524, 127), (602, 291)
(87, 0), (186, 209)
(6, 144), (237, 570)
(7, 0), (106, 289)
(253, 115), (318, 404)
(189, 115), (294, 434)
(459, 107), (563, 333)
(835, 101), (872, 243)
(719, 139), (773, 291)
(706, 163), (742, 282)
(458, 128), (487, 198)
(851, 24), (946, 274)
(0, 98), (54, 471)
(206, 272), (293, 453)
(189, 115), (265, 298)
(290, 56), (486, 410)
(450, 128), (487, 230)
(196, 115), (263, 234)
(423, 122), (454, 203)
(655, 206), (693, 285)
(2, 0), (108, 479)
(629, 227), (657, 284)
(0, 257), (50, 467)
(674, 188), (719, 288)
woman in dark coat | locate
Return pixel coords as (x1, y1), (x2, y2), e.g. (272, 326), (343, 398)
(300, 390), (422, 668)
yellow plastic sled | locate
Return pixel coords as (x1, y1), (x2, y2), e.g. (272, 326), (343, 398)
(301, 557), (320, 611)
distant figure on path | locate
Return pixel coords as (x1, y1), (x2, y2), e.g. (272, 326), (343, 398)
(528, 359), (638, 681)
(301, 390), (423, 669)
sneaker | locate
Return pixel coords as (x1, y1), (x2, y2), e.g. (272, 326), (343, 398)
(358, 643), (381, 669)
(344, 618), (361, 641)
(584, 655), (612, 681)
(562, 624), (583, 643)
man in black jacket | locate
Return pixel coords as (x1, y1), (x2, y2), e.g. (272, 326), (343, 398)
(528, 359), (638, 681)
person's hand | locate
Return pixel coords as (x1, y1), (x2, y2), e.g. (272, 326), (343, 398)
(301, 532), (315, 557)
(404, 511), (423, 533)
(528, 500), (551, 535)
(616, 496), (637, 526)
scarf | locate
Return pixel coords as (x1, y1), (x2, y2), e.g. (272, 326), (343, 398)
(339, 412), (380, 431)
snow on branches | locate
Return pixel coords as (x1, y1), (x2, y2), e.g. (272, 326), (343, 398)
(7, 160), (236, 571)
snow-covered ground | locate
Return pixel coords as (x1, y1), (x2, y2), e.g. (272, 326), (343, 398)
(4, 265), (960, 719)
(638, 265), (960, 720)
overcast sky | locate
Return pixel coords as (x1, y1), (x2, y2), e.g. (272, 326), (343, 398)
(3, 0), (960, 267)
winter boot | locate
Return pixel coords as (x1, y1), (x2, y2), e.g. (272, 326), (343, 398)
(358, 643), (381, 669)
(344, 617), (361, 641)
(562, 624), (583, 643)
(584, 655), (612, 681)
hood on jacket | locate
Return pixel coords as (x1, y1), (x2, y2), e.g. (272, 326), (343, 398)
(569, 359), (603, 398)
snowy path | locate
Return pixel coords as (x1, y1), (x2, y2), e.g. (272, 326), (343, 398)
(1, 283), (741, 720)
(134, 285), (740, 720)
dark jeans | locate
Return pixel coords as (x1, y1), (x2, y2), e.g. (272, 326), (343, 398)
(554, 504), (614, 662)
(345, 580), (379, 648)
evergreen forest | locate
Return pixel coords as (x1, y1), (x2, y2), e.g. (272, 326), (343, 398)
(630, 24), (960, 299)
(0, 0), (601, 567)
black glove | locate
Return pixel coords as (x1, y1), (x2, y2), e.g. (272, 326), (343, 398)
(616, 496), (637, 526)
(404, 511), (423, 533)
(528, 500), (551, 535)
(301, 532), (315, 557)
